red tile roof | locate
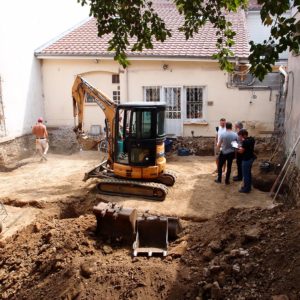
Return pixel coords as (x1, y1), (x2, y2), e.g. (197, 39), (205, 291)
(35, 1), (250, 59)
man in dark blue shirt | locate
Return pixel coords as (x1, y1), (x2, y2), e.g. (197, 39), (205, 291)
(237, 129), (256, 193)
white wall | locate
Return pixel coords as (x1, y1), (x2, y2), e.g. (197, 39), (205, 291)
(41, 58), (277, 137)
(0, 0), (89, 138)
(285, 13), (300, 167)
(246, 11), (288, 60)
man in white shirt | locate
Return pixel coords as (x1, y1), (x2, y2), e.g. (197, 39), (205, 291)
(215, 122), (238, 184)
(214, 118), (226, 173)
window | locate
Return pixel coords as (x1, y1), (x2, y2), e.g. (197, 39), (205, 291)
(144, 86), (161, 102)
(186, 87), (203, 119)
(85, 94), (96, 103)
(113, 86), (120, 104)
(164, 87), (181, 119)
(112, 74), (120, 84)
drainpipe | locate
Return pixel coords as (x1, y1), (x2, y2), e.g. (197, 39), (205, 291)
(279, 65), (288, 98)
(126, 67), (129, 102)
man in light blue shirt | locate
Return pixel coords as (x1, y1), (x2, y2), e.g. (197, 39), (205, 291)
(215, 122), (238, 184)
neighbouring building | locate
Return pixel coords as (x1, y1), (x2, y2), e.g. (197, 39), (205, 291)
(35, 0), (282, 139)
(0, 0), (89, 140)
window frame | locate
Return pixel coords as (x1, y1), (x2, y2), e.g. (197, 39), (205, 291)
(183, 86), (205, 122)
(142, 85), (206, 122)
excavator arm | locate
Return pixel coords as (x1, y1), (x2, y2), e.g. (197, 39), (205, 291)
(72, 75), (117, 160)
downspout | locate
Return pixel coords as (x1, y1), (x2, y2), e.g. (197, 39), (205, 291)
(126, 67), (129, 102)
(279, 65), (288, 98)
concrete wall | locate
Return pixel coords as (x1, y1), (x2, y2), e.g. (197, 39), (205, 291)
(0, 0), (89, 139)
(41, 58), (277, 137)
(285, 14), (300, 168)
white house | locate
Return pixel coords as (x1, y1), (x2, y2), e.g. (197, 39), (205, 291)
(0, 0), (89, 139)
(35, 1), (281, 138)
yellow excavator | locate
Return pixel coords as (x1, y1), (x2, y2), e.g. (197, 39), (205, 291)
(72, 75), (176, 200)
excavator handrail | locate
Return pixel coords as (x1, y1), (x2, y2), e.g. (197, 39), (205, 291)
(72, 75), (117, 162)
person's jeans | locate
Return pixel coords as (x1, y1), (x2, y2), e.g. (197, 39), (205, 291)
(236, 153), (243, 179)
(242, 158), (254, 191)
(217, 152), (235, 183)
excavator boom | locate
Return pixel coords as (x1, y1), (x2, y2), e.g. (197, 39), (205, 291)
(72, 75), (117, 159)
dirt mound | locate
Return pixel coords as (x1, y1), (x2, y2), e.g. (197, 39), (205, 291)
(1, 203), (299, 299)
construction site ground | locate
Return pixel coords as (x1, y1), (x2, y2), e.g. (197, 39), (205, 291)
(0, 151), (299, 299)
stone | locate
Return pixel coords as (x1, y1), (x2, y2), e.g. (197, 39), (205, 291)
(102, 245), (113, 255)
(232, 264), (240, 273)
(169, 240), (188, 257)
(209, 265), (221, 274)
(243, 227), (262, 243)
(80, 260), (97, 278)
(202, 248), (215, 261)
(208, 240), (223, 252)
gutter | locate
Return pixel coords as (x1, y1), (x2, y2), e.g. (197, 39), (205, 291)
(34, 54), (249, 64)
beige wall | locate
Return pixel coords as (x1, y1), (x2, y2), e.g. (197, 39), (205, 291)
(41, 58), (276, 137)
(42, 59), (120, 132)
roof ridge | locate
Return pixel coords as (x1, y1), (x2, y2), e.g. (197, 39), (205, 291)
(34, 17), (92, 55)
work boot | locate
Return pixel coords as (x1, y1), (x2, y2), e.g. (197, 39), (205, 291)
(233, 176), (242, 181)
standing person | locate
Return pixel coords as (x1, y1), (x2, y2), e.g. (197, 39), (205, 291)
(214, 118), (226, 173)
(32, 117), (49, 162)
(237, 129), (256, 193)
(215, 122), (237, 184)
(233, 121), (244, 181)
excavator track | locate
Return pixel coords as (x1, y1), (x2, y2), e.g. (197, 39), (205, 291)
(156, 170), (177, 186)
(96, 178), (168, 201)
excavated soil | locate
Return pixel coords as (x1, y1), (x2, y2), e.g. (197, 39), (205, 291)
(0, 204), (299, 300)
(0, 152), (299, 299)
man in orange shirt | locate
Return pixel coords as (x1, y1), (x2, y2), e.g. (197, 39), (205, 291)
(32, 117), (49, 162)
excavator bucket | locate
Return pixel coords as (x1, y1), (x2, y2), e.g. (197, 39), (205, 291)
(133, 216), (168, 257)
(167, 217), (183, 240)
(93, 202), (137, 242)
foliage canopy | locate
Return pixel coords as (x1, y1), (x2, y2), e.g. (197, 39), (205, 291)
(78, 0), (300, 80)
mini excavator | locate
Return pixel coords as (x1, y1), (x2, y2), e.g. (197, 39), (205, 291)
(72, 75), (176, 200)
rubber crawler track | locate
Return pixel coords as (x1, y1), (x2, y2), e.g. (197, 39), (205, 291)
(96, 178), (168, 201)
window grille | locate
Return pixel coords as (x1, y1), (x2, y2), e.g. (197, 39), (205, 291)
(186, 87), (203, 119)
(144, 86), (161, 102)
(164, 87), (181, 119)
(113, 87), (121, 104)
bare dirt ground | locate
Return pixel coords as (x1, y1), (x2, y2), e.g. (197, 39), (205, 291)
(0, 151), (299, 299)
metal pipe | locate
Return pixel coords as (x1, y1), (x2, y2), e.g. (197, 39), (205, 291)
(279, 65), (288, 97)
(269, 133), (300, 196)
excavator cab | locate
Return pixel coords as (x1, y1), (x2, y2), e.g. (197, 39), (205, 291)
(114, 103), (166, 168)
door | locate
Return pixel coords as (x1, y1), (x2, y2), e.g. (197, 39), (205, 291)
(163, 87), (182, 136)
